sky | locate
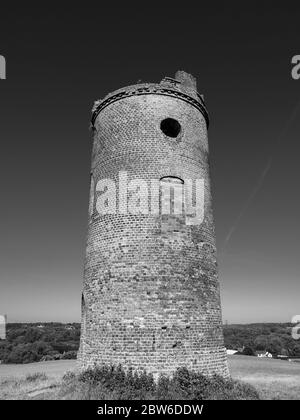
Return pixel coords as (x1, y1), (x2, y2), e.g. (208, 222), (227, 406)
(0, 3), (299, 323)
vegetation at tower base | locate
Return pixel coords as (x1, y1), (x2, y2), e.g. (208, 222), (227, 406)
(79, 70), (229, 377)
(58, 365), (259, 400)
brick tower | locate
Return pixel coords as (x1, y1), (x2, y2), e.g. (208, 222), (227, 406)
(78, 71), (229, 378)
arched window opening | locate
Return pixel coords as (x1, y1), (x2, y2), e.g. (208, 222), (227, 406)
(81, 293), (87, 335)
(159, 177), (185, 233)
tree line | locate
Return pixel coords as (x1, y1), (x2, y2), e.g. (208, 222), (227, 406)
(0, 323), (80, 364)
(223, 323), (300, 357)
(0, 322), (299, 364)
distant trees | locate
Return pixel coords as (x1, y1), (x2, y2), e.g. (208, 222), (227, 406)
(254, 335), (268, 351)
(61, 350), (78, 359)
(0, 323), (80, 364)
(266, 337), (283, 355)
(1, 322), (300, 364)
(224, 323), (300, 357)
(4, 343), (39, 364)
(242, 346), (255, 356)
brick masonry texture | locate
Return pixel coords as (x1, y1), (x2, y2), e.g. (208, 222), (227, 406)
(78, 71), (229, 378)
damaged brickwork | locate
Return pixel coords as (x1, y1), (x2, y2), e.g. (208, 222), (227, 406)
(78, 71), (229, 378)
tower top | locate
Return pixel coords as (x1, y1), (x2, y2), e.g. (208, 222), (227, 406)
(175, 70), (197, 90)
(91, 70), (208, 129)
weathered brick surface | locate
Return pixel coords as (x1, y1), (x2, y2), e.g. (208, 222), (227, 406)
(78, 72), (229, 378)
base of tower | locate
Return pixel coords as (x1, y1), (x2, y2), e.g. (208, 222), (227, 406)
(77, 347), (230, 380)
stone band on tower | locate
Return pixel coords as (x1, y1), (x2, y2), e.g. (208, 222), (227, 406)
(78, 71), (229, 378)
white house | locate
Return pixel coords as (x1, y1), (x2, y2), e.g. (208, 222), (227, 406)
(256, 351), (273, 358)
(226, 349), (238, 355)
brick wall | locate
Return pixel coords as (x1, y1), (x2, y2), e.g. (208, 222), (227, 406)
(78, 72), (229, 378)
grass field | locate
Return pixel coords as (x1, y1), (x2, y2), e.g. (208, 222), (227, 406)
(0, 360), (76, 380)
(0, 360), (76, 400)
(228, 355), (300, 399)
(0, 356), (299, 400)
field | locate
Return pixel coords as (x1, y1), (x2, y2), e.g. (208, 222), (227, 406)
(0, 360), (76, 380)
(228, 355), (300, 399)
(0, 360), (76, 400)
(0, 355), (299, 400)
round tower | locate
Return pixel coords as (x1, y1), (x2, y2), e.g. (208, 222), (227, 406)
(78, 71), (229, 378)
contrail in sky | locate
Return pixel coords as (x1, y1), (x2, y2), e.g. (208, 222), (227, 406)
(222, 98), (300, 250)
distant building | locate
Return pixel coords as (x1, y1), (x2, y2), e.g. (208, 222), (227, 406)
(226, 349), (238, 355)
(276, 354), (289, 360)
(288, 358), (300, 363)
(256, 351), (273, 358)
(0, 315), (7, 340)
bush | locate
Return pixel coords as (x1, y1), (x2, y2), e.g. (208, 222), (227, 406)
(61, 351), (77, 360)
(62, 371), (77, 382)
(3, 343), (40, 364)
(242, 346), (255, 356)
(58, 366), (259, 400)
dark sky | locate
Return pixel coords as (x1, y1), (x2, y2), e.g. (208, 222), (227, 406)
(0, 3), (299, 323)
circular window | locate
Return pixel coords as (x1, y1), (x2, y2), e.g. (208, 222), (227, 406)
(160, 118), (181, 138)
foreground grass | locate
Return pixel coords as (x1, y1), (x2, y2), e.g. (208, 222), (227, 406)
(228, 355), (300, 400)
(0, 365), (259, 400)
(0, 360), (75, 380)
(0, 372), (59, 400)
(1, 356), (300, 400)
